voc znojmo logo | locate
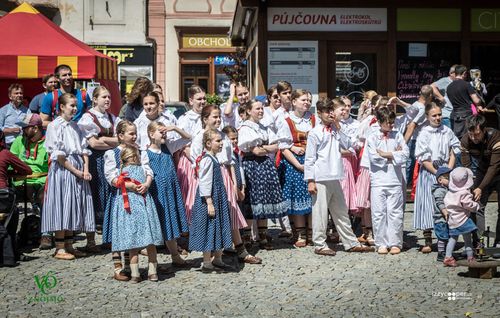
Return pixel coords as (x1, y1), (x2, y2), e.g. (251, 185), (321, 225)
(28, 271), (64, 303)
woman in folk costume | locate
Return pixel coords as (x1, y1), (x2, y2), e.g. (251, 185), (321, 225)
(414, 102), (460, 253)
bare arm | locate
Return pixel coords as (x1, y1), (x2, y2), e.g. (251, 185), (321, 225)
(282, 148), (303, 171)
(40, 113), (51, 129)
(404, 122), (416, 144)
(224, 83), (236, 117)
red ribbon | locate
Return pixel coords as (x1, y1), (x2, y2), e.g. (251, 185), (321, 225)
(115, 172), (145, 213)
(194, 151), (206, 178)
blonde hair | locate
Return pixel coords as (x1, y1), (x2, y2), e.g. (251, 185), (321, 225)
(202, 128), (220, 150)
(363, 90), (378, 101)
(147, 121), (165, 142)
(120, 145), (140, 167)
(92, 86), (110, 106)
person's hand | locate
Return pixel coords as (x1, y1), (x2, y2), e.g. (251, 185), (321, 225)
(473, 188), (482, 202)
(377, 149), (388, 158)
(388, 96), (401, 106)
(476, 106), (485, 113)
(208, 203), (215, 219)
(291, 146), (304, 156)
(82, 171), (92, 181)
(229, 83), (236, 98)
(442, 208), (449, 221)
(136, 183), (148, 195)
(308, 181), (317, 195)
(237, 189), (245, 202)
(126, 182), (138, 192)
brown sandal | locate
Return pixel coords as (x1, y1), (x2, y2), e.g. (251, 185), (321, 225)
(239, 254), (262, 264)
(314, 247), (336, 256)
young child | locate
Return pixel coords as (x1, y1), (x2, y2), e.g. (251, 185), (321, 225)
(103, 120), (154, 281)
(189, 129), (233, 272)
(78, 86), (120, 253)
(414, 102), (460, 253)
(443, 167), (481, 267)
(366, 106), (409, 255)
(146, 121), (189, 267)
(432, 166), (452, 262)
(41, 93), (95, 260)
(110, 145), (163, 282)
(305, 97), (374, 256)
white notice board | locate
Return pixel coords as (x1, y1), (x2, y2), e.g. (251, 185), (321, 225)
(268, 41), (319, 106)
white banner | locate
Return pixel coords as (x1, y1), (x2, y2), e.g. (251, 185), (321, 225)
(268, 41), (319, 106)
(268, 7), (387, 32)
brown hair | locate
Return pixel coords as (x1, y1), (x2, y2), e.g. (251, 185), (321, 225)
(291, 89), (310, 102)
(331, 97), (346, 110)
(127, 77), (154, 104)
(200, 104), (220, 128)
(316, 97), (333, 113)
(243, 99), (262, 116)
(376, 106), (396, 124)
(58, 92), (76, 107)
(8, 83), (23, 95)
(266, 85), (277, 100)
(116, 120), (135, 142)
(276, 81), (292, 94)
(222, 125), (237, 135)
(142, 91), (160, 104)
(425, 102), (441, 115)
(187, 85), (205, 99)
(42, 73), (56, 84)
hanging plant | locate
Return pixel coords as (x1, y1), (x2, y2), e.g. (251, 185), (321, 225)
(205, 93), (224, 106)
(222, 47), (247, 84)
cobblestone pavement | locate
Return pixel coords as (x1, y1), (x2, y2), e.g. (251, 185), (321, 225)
(1, 203), (499, 318)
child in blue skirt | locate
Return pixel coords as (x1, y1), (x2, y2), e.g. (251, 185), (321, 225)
(189, 128), (233, 273)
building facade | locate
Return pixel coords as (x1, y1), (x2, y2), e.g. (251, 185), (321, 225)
(230, 0), (500, 110)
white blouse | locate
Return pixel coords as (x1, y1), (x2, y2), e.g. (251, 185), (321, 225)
(77, 108), (120, 139)
(221, 102), (243, 129)
(198, 154), (218, 197)
(340, 116), (360, 152)
(415, 125), (461, 163)
(279, 112), (315, 149)
(238, 120), (270, 152)
(303, 122), (352, 182)
(45, 117), (91, 160)
(367, 130), (409, 187)
(190, 128), (233, 167)
(103, 145), (153, 185)
(178, 110), (202, 137)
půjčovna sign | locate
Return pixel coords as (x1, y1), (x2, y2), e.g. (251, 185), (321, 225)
(268, 8), (387, 32)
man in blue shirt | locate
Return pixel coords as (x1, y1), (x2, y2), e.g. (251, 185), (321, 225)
(29, 74), (58, 114)
(40, 64), (90, 128)
(0, 83), (31, 148)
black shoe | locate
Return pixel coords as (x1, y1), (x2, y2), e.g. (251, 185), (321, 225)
(436, 251), (445, 262)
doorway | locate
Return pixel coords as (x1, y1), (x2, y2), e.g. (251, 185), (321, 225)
(181, 64), (209, 102)
(328, 43), (386, 116)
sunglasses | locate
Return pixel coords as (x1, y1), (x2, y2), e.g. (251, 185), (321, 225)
(271, 95), (279, 99)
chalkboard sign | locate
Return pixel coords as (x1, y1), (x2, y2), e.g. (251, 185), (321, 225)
(397, 42), (460, 103)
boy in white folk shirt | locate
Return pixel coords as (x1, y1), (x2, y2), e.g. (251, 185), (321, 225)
(305, 98), (374, 256)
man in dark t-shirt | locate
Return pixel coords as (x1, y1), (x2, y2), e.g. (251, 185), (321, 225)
(447, 65), (483, 139)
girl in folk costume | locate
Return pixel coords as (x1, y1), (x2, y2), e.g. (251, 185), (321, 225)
(134, 92), (190, 152)
(355, 95), (389, 245)
(41, 93), (95, 260)
(103, 120), (153, 281)
(356, 90), (378, 122)
(77, 86), (120, 253)
(191, 105), (260, 264)
(366, 107), (409, 255)
(222, 82), (251, 129)
(110, 145), (163, 283)
(177, 85), (205, 221)
(239, 99), (287, 250)
(339, 96), (360, 215)
(146, 121), (190, 267)
(278, 89), (315, 248)
(190, 129), (233, 272)
(414, 102), (460, 253)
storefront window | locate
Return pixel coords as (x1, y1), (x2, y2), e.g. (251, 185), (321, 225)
(335, 52), (377, 112)
(471, 44), (500, 104)
(181, 64), (209, 102)
(119, 66), (153, 97)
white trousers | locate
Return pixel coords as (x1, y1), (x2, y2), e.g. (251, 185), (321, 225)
(312, 180), (358, 250)
(370, 186), (404, 248)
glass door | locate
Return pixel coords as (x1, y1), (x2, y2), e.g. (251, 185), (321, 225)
(181, 64), (209, 102)
(329, 44), (386, 117)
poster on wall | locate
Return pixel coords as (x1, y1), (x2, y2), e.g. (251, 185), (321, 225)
(268, 41), (319, 106)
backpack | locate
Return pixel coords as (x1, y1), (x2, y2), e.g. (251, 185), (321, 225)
(17, 214), (41, 247)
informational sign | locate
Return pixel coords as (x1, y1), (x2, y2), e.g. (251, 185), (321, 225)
(182, 35), (232, 49)
(408, 43), (428, 57)
(268, 41), (318, 105)
(91, 45), (154, 65)
(268, 8), (387, 32)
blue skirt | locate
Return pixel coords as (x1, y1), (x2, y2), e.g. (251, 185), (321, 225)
(148, 146), (189, 241)
(110, 165), (163, 252)
(242, 155), (286, 220)
(102, 148), (120, 244)
(189, 156), (232, 252)
(434, 222), (450, 241)
(88, 148), (108, 224)
(449, 218), (477, 237)
(282, 153), (311, 215)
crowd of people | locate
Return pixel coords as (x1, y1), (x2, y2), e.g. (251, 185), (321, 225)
(1, 63), (499, 283)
